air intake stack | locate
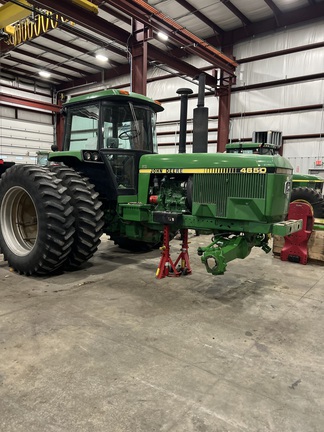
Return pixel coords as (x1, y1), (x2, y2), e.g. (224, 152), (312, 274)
(193, 74), (208, 153)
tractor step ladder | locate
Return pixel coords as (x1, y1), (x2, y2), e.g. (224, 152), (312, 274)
(281, 201), (314, 265)
(156, 226), (192, 279)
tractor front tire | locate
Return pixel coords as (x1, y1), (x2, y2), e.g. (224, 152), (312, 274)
(49, 165), (104, 269)
(290, 187), (324, 219)
(0, 165), (75, 275)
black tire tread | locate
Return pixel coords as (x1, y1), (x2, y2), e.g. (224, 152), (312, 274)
(290, 187), (324, 218)
(49, 165), (104, 269)
(0, 165), (75, 275)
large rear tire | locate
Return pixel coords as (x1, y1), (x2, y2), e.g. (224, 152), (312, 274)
(49, 165), (104, 269)
(0, 165), (75, 275)
(290, 187), (324, 218)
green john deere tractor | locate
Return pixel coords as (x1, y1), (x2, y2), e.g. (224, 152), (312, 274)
(0, 89), (301, 276)
(226, 141), (324, 218)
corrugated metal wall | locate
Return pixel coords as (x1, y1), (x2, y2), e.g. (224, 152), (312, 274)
(0, 79), (54, 164)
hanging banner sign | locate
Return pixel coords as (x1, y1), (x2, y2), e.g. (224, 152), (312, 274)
(5, 11), (74, 47)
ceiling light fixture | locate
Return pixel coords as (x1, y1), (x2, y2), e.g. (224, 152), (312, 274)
(157, 31), (168, 41)
(95, 53), (108, 62)
(39, 70), (51, 78)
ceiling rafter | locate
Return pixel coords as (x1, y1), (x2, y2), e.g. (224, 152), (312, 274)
(2, 53), (72, 79)
(64, 26), (128, 59)
(147, 44), (216, 87)
(175, 0), (223, 44)
(220, 3), (324, 46)
(263, 0), (282, 25)
(6, 46), (84, 74)
(1, 64), (60, 84)
(91, 0), (131, 25)
(27, 40), (104, 72)
(57, 62), (131, 91)
(220, 0), (251, 26)
(43, 33), (123, 68)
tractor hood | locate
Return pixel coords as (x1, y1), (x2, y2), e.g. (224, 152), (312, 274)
(139, 152), (293, 173)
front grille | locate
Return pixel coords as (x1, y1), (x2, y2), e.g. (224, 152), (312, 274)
(193, 173), (266, 217)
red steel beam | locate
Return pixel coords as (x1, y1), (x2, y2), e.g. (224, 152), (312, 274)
(131, 20), (148, 95)
(0, 94), (60, 112)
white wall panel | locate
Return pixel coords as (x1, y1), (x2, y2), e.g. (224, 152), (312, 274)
(283, 139), (323, 158)
(234, 21), (324, 59)
(230, 110), (324, 139)
(0, 106), (15, 118)
(231, 81), (324, 112)
(0, 88), (52, 104)
(236, 48), (324, 86)
(283, 139), (324, 173)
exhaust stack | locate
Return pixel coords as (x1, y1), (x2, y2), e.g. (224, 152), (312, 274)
(176, 88), (193, 153)
(193, 74), (208, 153)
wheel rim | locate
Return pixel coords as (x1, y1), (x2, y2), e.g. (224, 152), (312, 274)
(0, 186), (38, 256)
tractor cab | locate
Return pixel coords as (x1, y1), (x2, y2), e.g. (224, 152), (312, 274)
(50, 90), (163, 200)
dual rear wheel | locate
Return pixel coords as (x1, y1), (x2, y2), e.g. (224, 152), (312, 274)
(0, 164), (103, 275)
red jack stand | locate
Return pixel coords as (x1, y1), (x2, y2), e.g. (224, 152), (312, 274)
(281, 202), (314, 265)
(156, 226), (192, 279)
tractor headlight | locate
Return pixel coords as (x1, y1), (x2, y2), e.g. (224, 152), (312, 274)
(91, 152), (99, 161)
(84, 151), (91, 161)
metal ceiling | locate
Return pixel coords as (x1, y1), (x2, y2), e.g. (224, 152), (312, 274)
(0, 0), (323, 91)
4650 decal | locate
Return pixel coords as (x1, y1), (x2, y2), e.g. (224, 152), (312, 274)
(239, 167), (267, 174)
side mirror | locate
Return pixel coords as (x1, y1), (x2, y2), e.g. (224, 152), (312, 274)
(51, 144), (58, 152)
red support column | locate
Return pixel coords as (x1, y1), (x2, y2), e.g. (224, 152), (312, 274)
(130, 20), (152, 95)
(216, 45), (235, 153)
(217, 79), (231, 153)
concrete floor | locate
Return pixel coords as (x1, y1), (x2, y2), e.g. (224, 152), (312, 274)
(0, 233), (323, 432)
